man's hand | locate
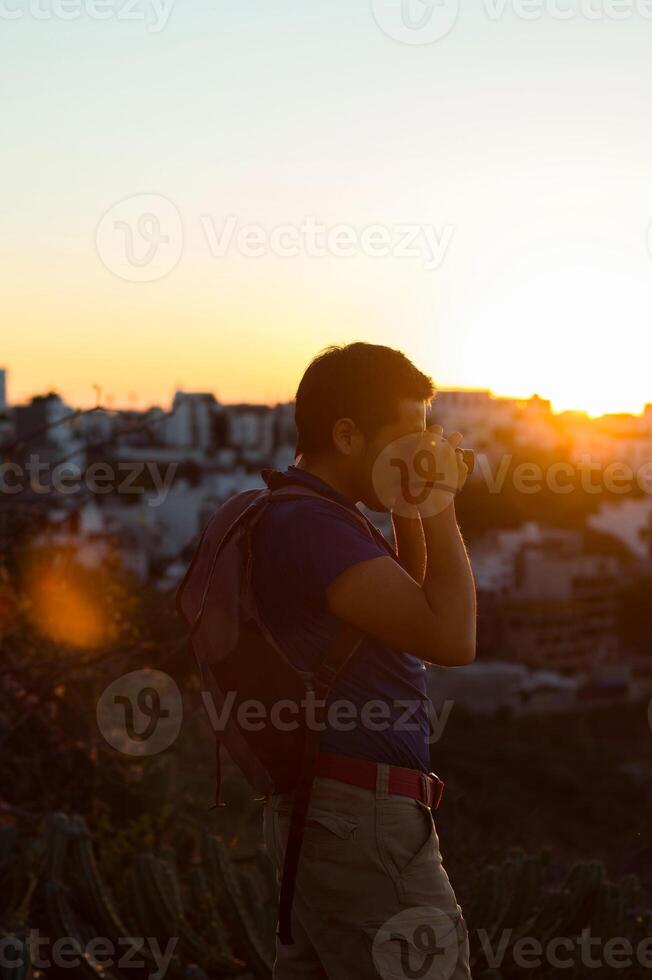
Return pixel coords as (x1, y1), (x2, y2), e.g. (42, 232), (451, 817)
(372, 426), (472, 519)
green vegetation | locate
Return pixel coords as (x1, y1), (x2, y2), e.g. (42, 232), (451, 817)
(1, 818), (650, 978)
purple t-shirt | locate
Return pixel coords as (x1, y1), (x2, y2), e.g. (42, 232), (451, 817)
(251, 467), (431, 773)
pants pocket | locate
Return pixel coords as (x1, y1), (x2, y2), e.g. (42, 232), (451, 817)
(378, 799), (435, 870)
(300, 807), (359, 857)
(272, 802), (359, 861)
(271, 803), (365, 913)
(377, 799), (449, 904)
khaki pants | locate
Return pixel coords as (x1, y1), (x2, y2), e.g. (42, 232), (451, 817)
(263, 774), (471, 980)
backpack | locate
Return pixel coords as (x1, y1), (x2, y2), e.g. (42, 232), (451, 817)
(176, 468), (395, 944)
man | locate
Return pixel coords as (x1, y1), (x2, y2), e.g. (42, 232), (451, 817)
(253, 342), (476, 979)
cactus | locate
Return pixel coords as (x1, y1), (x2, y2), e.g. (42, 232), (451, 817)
(124, 852), (247, 977)
(65, 817), (131, 944)
(4, 812), (652, 980)
(467, 851), (652, 980)
(230, 848), (278, 952)
(234, 867), (276, 953)
(0, 827), (17, 872)
(42, 813), (75, 885)
(555, 861), (605, 937)
(487, 850), (544, 940)
(467, 866), (501, 932)
(186, 865), (237, 962)
(0, 825), (39, 980)
(203, 836), (273, 979)
(590, 881), (626, 944)
(39, 815), (120, 980)
(45, 880), (120, 980)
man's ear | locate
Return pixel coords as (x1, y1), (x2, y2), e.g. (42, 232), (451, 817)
(332, 417), (360, 456)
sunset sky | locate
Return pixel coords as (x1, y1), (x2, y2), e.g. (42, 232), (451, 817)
(3, 1), (652, 415)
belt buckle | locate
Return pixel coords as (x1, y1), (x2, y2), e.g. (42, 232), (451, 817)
(427, 772), (445, 811)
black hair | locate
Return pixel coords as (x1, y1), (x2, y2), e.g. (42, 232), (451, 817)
(295, 342), (435, 455)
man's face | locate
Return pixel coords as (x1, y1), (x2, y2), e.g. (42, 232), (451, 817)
(356, 398), (427, 511)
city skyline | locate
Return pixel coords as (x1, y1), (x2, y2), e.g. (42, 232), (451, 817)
(1, 362), (650, 420)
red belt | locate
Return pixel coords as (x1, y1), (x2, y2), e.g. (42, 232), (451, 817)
(315, 752), (445, 811)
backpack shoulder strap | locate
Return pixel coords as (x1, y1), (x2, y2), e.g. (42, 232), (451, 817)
(264, 485), (372, 945)
(249, 483), (369, 678)
(278, 616), (363, 947)
(176, 488), (269, 624)
(189, 493), (270, 633)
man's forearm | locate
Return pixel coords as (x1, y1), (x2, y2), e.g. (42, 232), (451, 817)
(392, 512), (426, 584)
(421, 504), (477, 665)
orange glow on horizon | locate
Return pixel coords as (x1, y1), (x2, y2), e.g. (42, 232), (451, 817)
(5, 379), (650, 423)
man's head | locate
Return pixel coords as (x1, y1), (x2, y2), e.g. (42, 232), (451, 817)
(295, 343), (435, 510)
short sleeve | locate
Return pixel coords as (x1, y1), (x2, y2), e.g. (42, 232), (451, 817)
(280, 500), (390, 601)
